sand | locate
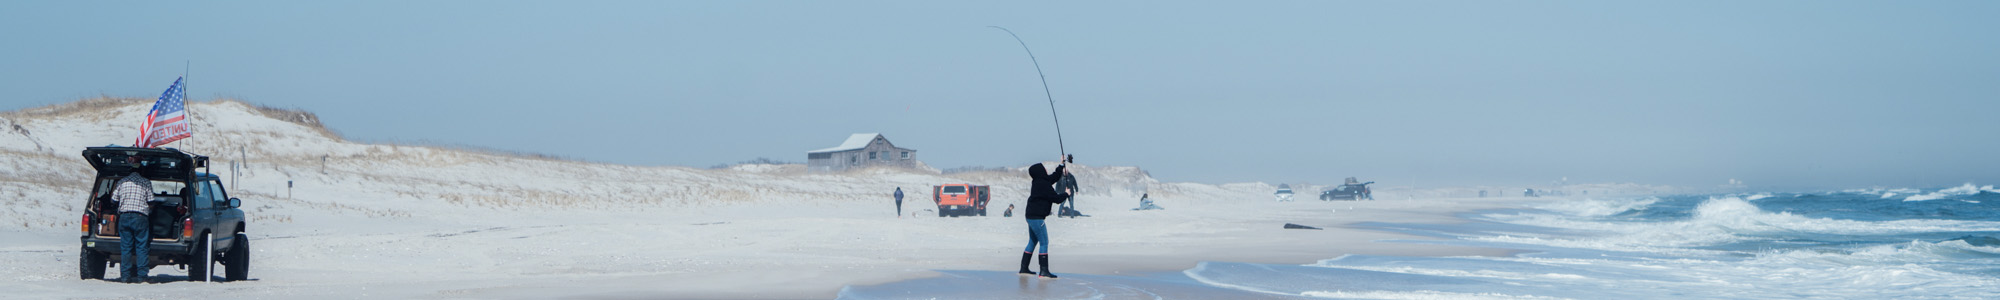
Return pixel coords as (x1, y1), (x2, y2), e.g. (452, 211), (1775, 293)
(0, 194), (1543, 299)
(0, 98), (1621, 299)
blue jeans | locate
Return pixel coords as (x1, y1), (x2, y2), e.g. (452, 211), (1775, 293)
(118, 212), (150, 282)
(1023, 219), (1049, 254)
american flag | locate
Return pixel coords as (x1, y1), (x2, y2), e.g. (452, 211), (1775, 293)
(135, 77), (190, 148)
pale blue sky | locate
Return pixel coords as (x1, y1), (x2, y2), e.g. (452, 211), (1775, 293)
(4, 1), (1997, 189)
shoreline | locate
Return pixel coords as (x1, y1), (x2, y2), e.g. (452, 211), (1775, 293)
(575, 196), (1549, 299)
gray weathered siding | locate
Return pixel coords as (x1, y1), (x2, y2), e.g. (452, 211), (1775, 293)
(807, 135), (917, 173)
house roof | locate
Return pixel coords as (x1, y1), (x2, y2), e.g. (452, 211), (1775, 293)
(808, 133), (896, 154)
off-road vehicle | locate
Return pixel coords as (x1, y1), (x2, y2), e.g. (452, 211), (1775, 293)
(932, 184), (990, 217)
(1320, 177), (1375, 201)
(77, 147), (249, 282)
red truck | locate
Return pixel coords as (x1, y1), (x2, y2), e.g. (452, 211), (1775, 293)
(932, 184), (990, 217)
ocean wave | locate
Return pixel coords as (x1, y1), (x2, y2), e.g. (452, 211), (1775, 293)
(1276, 241), (2000, 299)
(1267, 248), (2000, 299)
(1295, 192), (2000, 299)
(1299, 290), (1567, 300)
(1905, 183), (1999, 202)
(1170, 190), (2000, 300)
(1842, 188), (1923, 196)
(1480, 197), (2000, 252)
(1744, 239), (2000, 268)
(1654, 197), (2000, 235)
(1529, 197), (1658, 217)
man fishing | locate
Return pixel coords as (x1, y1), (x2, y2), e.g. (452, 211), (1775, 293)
(1019, 155), (1072, 279)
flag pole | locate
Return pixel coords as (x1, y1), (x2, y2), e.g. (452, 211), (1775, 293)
(185, 60), (191, 145)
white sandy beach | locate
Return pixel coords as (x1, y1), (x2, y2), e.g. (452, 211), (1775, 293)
(0, 189), (1539, 299)
(0, 99), (1667, 299)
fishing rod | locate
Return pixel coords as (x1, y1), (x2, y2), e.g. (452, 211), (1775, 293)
(988, 26), (1066, 160)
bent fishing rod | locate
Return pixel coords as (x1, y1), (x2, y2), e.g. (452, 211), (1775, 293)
(988, 26), (1067, 161)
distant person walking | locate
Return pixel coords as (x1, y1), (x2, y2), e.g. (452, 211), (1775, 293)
(113, 168), (154, 283)
(1019, 155), (1071, 279)
(894, 187), (904, 218)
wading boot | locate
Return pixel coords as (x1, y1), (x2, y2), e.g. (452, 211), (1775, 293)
(1018, 252), (1037, 276)
(1038, 254), (1058, 279)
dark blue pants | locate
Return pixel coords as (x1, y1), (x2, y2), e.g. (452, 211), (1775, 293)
(118, 212), (149, 283)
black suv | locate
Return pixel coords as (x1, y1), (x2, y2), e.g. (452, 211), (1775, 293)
(1320, 180), (1375, 201)
(77, 147), (249, 282)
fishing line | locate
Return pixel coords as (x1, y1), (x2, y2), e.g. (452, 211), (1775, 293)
(988, 26), (1065, 157)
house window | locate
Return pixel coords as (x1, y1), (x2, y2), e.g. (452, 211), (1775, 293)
(850, 155), (858, 165)
(869, 152), (878, 160)
(901, 151), (909, 159)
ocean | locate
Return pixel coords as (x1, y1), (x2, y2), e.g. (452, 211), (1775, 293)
(839, 184), (2000, 299)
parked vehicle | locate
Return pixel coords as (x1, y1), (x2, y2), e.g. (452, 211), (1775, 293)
(1320, 177), (1375, 201)
(77, 147), (249, 282)
(1275, 184), (1295, 201)
(932, 184), (990, 217)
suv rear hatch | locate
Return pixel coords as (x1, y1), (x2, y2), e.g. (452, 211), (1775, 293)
(938, 185), (972, 206)
(82, 147), (205, 240)
(83, 147), (204, 181)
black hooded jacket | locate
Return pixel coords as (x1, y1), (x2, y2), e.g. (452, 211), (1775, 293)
(1024, 163), (1070, 219)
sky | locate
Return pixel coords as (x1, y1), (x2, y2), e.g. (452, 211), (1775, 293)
(3, 1), (1997, 189)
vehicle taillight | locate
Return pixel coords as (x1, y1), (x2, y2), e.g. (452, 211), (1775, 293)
(81, 214), (89, 234)
(182, 218), (194, 238)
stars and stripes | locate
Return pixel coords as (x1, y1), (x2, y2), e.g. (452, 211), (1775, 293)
(135, 77), (190, 148)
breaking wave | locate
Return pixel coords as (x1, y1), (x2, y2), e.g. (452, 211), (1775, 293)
(1905, 183), (2000, 201)
(1246, 191), (2000, 299)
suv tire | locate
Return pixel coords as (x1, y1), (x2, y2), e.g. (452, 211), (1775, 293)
(188, 233), (210, 282)
(79, 247), (107, 280)
(224, 233), (248, 281)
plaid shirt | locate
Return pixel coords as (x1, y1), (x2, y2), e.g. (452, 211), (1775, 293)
(113, 173), (153, 214)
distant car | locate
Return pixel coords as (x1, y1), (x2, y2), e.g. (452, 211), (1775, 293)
(1320, 178), (1374, 201)
(77, 147), (250, 282)
(1275, 184), (1294, 201)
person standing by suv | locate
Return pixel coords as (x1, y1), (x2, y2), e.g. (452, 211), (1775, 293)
(112, 169), (154, 283)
